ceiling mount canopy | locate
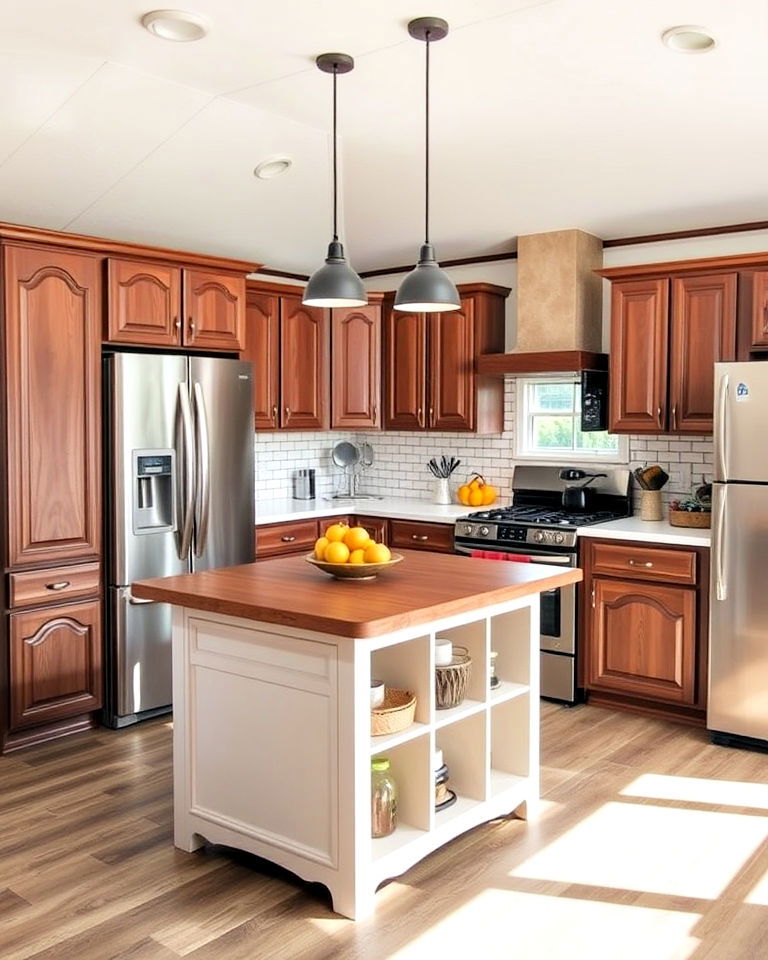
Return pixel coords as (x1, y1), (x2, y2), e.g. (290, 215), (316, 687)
(394, 16), (460, 314)
(303, 52), (367, 309)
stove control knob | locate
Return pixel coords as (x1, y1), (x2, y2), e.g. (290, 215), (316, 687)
(554, 532), (565, 544)
(533, 530), (545, 543)
(479, 526), (490, 537)
(461, 524), (474, 536)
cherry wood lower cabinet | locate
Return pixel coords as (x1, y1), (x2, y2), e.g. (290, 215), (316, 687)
(389, 519), (454, 554)
(354, 515), (389, 546)
(9, 598), (102, 734)
(581, 538), (709, 724)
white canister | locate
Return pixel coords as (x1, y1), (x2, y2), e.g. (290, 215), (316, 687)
(433, 478), (452, 505)
(435, 638), (453, 666)
(370, 679), (385, 708)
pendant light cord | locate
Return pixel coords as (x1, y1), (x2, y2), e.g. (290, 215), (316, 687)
(424, 31), (430, 245)
(332, 65), (339, 242)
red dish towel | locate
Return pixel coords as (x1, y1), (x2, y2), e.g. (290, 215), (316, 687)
(470, 549), (532, 562)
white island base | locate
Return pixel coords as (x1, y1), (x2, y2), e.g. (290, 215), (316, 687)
(170, 593), (540, 920)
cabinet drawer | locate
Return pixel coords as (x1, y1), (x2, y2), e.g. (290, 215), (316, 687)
(389, 520), (454, 554)
(9, 562), (101, 609)
(256, 519), (319, 558)
(590, 542), (696, 585)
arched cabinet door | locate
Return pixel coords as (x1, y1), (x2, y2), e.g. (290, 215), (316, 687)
(183, 269), (246, 351)
(4, 244), (101, 567)
(106, 258), (182, 346)
(10, 600), (102, 730)
(331, 302), (381, 429)
(280, 295), (328, 430)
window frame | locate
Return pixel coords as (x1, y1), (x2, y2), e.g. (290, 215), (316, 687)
(514, 375), (629, 464)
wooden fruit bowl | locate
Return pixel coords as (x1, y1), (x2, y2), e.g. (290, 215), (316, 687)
(304, 553), (404, 581)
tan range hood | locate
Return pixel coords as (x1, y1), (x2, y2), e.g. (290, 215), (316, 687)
(477, 228), (607, 375)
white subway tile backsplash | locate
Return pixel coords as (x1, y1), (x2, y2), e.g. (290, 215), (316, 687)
(253, 380), (714, 515)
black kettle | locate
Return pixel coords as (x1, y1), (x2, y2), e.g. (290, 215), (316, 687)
(559, 469), (607, 512)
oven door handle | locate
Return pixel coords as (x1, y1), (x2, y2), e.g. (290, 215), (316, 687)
(455, 544), (573, 564)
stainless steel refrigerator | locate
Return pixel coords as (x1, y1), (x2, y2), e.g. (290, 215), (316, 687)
(104, 352), (254, 727)
(709, 361), (768, 749)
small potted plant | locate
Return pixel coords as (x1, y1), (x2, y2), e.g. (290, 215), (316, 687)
(669, 484), (712, 528)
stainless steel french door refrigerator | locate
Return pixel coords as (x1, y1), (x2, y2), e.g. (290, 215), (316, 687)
(104, 352), (254, 727)
(709, 361), (768, 749)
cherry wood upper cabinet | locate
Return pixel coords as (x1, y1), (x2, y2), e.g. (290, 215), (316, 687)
(602, 264), (738, 435)
(9, 599), (102, 730)
(669, 273), (736, 433)
(183, 269), (246, 351)
(243, 281), (329, 431)
(105, 259), (246, 351)
(608, 278), (670, 433)
(384, 283), (507, 433)
(280, 295), (328, 430)
(4, 244), (101, 568)
(244, 289), (280, 430)
(750, 270), (768, 349)
(428, 299), (475, 431)
(384, 308), (427, 430)
(107, 258), (181, 346)
(331, 298), (382, 430)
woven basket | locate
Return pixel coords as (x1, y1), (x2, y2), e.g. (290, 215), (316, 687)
(371, 688), (416, 736)
(435, 645), (472, 710)
(669, 509), (711, 528)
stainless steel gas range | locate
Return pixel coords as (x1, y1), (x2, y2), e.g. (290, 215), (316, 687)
(454, 466), (631, 704)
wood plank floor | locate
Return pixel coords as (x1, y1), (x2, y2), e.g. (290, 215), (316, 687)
(2, 703), (767, 959)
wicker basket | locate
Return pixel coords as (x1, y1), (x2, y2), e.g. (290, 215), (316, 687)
(371, 688), (416, 736)
(435, 645), (472, 710)
(669, 509), (711, 528)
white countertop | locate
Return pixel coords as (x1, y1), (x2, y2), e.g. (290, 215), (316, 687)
(577, 516), (711, 548)
(255, 497), (470, 526)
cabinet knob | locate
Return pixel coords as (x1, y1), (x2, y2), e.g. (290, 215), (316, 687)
(591, 586), (595, 609)
(429, 405), (434, 425)
(417, 406), (423, 426)
(412, 534), (429, 541)
(657, 405), (662, 424)
(281, 535), (296, 543)
(174, 318), (181, 330)
(285, 406), (291, 420)
(372, 403), (377, 423)
(45, 580), (71, 591)
(671, 404), (677, 430)
(628, 559), (653, 568)
(272, 404), (278, 421)
(188, 319), (195, 332)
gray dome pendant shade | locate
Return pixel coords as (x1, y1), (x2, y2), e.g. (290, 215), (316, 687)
(394, 17), (460, 313)
(303, 53), (366, 309)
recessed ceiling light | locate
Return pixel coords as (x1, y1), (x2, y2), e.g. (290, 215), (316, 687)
(141, 9), (209, 42)
(253, 156), (293, 180)
(661, 25), (716, 54)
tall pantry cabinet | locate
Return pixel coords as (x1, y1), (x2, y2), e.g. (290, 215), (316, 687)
(2, 243), (103, 751)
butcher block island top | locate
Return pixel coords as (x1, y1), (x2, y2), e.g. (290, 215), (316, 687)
(131, 548), (582, 637)
(137, 549), (581, 920)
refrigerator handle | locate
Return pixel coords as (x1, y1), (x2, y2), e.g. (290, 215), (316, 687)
(177, 384), (196, 561)
(193, 382), (211, 558)
(714, 485), (728, 602)
(716, 372), (729, 481)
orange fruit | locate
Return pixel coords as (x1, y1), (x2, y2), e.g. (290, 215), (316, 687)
(349, 549), (366, 564)
(481, 484), (497, 505)
(314, 536), (329, 560)
(325, 522), (348, 543)
(343, 526), (372, 551)
(364, 542), (391, 564)
(469, 477), (483, 491)
(324, 541), (350, 564)
(469, 488), (484, 507)
(457, 484), (471, 505)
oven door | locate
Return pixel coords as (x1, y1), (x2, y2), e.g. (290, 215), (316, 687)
(454, 542), (576, 655)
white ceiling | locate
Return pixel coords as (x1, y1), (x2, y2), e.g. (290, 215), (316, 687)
(1, 0), (767, 273)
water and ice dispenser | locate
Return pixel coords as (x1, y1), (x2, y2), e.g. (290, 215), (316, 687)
(132, 450), (176, 534)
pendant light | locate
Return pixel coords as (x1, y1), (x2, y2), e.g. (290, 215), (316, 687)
(394, 17), (460, 313)
(303, 53), (367, 308)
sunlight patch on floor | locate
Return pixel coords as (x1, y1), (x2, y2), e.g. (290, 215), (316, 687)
(621, 773), (768, 810)
(509, 801), (768, 899)
(387, 889), (700, 960)
(745, 866), (768, 905)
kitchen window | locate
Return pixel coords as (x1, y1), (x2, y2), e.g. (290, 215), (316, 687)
(515, 377), (627, 462)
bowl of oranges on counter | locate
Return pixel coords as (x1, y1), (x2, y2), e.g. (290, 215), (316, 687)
(306, 522), (403, 580)
(456, 473), (498, 508)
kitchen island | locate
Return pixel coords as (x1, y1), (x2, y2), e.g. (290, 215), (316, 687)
(133, 550), (581, 919)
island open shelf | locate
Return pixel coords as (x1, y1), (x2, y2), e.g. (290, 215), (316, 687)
(133, 549), (581, 919)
